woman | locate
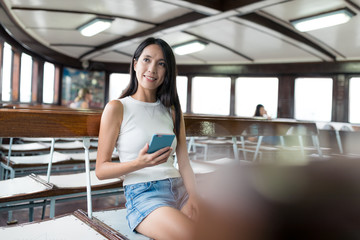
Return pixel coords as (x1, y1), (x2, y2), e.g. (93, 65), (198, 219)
(96, 37), (198, 240)
(70, 87), (92, 109)
(253, 104), (278, 145)
(254, 104), (270, 119)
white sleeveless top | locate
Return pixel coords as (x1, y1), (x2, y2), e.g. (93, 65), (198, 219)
(116, 96), (180, 186)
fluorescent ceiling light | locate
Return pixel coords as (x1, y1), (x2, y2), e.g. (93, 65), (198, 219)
(291, 8), (355, 32)
(78, 17), (113, 37)
(173, 40), (208, 55)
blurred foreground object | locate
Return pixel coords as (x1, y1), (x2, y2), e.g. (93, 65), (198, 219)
(194, 158), (360, 240)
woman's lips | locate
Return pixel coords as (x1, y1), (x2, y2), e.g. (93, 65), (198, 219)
(145, 75), (156, 81)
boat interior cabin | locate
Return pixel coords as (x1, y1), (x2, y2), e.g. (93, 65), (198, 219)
(1, 0), (360, 239)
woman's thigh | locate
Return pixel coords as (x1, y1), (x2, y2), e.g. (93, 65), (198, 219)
(136, 206), (195, 240)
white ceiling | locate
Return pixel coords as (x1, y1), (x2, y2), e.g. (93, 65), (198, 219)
(1, 0), (360, 65)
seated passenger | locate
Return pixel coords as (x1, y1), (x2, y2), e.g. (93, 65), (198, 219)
(254, 104), (271, 119)
(70, 88), (92, 109)
(250, 104), (279, 145)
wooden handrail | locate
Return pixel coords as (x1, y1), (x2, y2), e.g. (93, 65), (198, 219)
(0, 108), (101, 138)
(184, 115), (318, 137)
(0, 103), (103, 112)
(0, 108), (318, 138)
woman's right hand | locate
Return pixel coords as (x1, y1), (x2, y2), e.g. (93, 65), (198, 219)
(135, 143), (172, 168)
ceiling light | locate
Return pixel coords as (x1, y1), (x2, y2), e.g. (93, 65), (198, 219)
(290, 8), (355, 32)
(78, 17), (114, 37)
(173, 40), (208, 55)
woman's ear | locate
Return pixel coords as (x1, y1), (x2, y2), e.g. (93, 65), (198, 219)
(133, 58), (137, 71)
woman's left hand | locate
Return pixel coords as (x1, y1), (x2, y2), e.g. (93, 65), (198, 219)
(181, 194), (200, 221)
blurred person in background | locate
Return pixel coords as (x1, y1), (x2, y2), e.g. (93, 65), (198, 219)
(70, 87), (92, 109)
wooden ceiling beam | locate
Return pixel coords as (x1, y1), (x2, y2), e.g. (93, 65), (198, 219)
(176, 61), (360, 76)
(180, 0), (266, 12)
(222, 0), (269, 12)
(92, 59), (360, 76)
(176, 0), (222, 11)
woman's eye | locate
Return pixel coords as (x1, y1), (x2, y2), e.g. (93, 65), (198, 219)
(159, 62), (166, 67)
(143, 58), (150, 62)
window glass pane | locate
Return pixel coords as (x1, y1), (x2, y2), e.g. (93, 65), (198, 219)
(20, 53), (33, 102)
(294, 78), (333, 121)
(235, 77), (279, 118)
(109, 73), (130, 101)
(2, 42), (12, 101)
(192, 76), (231, 115)
(42, 62), (55, 104)
(176, 76), (188, 112)
(349, 77), (360, 123)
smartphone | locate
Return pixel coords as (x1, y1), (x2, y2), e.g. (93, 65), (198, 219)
(147, 134), (175, 154)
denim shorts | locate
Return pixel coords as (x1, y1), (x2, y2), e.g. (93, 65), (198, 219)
(124, 177), (188, 232)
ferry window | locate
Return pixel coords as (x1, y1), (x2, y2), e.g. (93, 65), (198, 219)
(20, 53), (33, 102)
(1, 42), (12, 101)
(235, 77), (279, 118)
(109, 73), (130, 101)
(42, 62), (55, 104)
(192, 76), (231, 115)
(177, 76), (188, 112)
(349, 77), (360, 123)
(294, 78), (333, 121)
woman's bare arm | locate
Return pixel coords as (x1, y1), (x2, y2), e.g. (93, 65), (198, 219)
(176, 112), (199, 219)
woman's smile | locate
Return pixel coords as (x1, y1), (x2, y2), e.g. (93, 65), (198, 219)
(144, 75), (157, 82)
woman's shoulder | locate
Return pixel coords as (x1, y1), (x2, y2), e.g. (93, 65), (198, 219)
(103, 99), (124, 116)
(107, 98), (123, 107)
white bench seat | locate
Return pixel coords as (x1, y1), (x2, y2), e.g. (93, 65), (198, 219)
(94, 208), (150, 240)
(0, 142), (49, 152)
(6, 151), (71, 165)
(0, 174), (52, 199)
(0, 212), (115, 240)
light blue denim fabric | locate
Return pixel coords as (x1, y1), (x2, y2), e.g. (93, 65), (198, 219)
(124, 177), (188, 232)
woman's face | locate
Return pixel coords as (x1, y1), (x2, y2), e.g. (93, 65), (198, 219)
(133, 44), (166, 92)
(85, 92), (92, 102)
(259, 107), (266, 116)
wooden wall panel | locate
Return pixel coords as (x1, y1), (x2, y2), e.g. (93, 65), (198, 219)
(277, 76), (295, 118)
(11, 48), (20, 102)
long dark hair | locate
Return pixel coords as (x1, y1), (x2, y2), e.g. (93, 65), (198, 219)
(254, 104), (264, 117)
(120, 37), (181, 137)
